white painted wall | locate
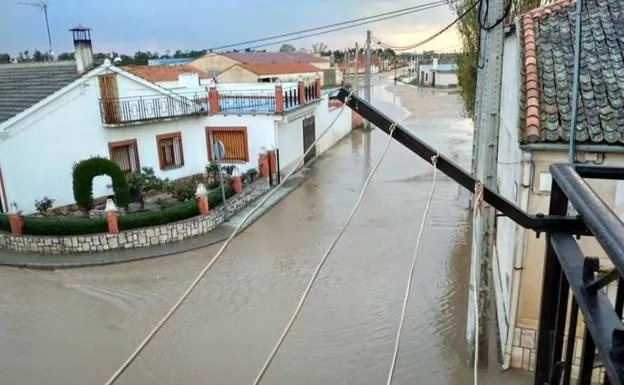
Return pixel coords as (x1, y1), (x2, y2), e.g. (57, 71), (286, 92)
(315, 94), (352, 154)
(494, 31), (522, 356)
(277, 116), (304, 174)
(435, 72), (458, 87)
(0, 77), (109, 213)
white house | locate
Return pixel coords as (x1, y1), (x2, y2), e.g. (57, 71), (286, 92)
(417, 60), (458, 88)
(490, 0), (624, 377)
(0, 26), (351, 214)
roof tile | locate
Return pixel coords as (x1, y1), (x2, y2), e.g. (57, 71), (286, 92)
(519, 0), (624, 144)
(237, 62), (322, 76)
(122, 65), (209, 83)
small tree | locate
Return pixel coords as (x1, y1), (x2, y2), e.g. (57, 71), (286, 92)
(279, 44), (296, 52)
(72, 157), (131, 210)
(126, 167), (167, 209)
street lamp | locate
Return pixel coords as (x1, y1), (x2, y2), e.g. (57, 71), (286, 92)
(19, 1), (53, 58)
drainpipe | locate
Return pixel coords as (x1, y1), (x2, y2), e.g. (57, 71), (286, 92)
(502, 151), (532, 369)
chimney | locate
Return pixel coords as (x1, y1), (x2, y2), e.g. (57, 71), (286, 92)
(70, 25), (94, 74)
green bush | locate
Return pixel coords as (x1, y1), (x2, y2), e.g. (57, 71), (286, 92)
(22, 216), (108, 236)
(72, 157), (131, 211)
(0, 214), (10, 232)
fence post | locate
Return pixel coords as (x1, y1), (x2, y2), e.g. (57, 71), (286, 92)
(268, 149), (278, 186)
(105, 198), (119, 234)
(298, 80), (305, 105)
(275, 84), (284, 113)
(208, 87), (220, 114)
(258, 153), (269, 178)
(314, 78), (321, 99)
(195, 184), (209, 216)
(231, 170), (243, 194)
(8, 204), (23, 236)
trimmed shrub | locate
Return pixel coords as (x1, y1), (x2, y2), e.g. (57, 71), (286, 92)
(72, 157), (131, 211)
(22, 216), (108, 236)
(0, 214), (10, 232)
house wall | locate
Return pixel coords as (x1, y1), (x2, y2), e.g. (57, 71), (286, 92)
(309, 61), (331, 70)
(494, 30), (523, 364)
(510, 148), (624, 378)
(216, 66), (258, 83)
(190, 54), (239, 76)
(0, 77), (109, 213)
(435, 72), (458, 87)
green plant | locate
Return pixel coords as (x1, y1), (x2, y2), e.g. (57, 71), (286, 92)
(127, 167), (167, 208)
(34, 196), (55, 213)
(246, 168), (258, 181)
(22, 216), (108, 236)
(72, 157), (131, 210)
(118, 200), (199, 231)
(206, 162), (220, 181)
(0, 214), (10, 232)
(171, 181), (196, 202)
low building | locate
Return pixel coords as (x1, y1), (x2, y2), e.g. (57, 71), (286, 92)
(147, 57), (193, 66)
(492, 0), (624, 378)
(216, 62), (324, 84)
(416, 60), (458, 88)
(0, 27), (351, 214)
(190, 51), (331, 80)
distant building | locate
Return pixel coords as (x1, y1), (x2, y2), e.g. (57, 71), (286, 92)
(216, 62), (324, 84)
(147, 57), (193, 66)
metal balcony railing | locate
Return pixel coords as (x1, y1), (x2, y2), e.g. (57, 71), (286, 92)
(218, 89), (276, 114)
(332, 88), (624, 385)
(99, 92), (209, 125)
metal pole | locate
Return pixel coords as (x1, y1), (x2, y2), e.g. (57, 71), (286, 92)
(567, 0), (583, 163)
(209, 132), (229, 221)
(354, 42), (359, 93)
(43, 4), (52, 56)
(466, 0), (506, 367)
(365, 30), (372, 130)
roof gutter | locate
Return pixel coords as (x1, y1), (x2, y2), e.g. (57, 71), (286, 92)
(520, 143), (624, 154)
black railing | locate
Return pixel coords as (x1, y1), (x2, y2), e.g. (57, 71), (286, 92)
(283, 86), (300, 110)
(332, 88), (624, 385)
(99, 92), (208, 124)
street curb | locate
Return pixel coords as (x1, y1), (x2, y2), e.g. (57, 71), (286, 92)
(0, 168), (312, 271)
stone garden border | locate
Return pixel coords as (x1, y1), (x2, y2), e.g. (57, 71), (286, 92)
(0, 178), (270, 255)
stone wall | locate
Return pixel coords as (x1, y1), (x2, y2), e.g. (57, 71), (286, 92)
(0, 178), (270, 255)
(511, 325), (606, 382)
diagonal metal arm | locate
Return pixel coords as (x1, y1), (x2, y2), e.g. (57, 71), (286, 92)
(332, 88), (588, 234)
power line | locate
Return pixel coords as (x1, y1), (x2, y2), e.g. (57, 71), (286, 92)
(102, 94), (354, 385)
(251, 124), (397, 385)
(372, 1), (479, 52)
(210, 1), (452, 52)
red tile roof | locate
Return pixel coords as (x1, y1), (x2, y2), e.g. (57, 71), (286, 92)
(122, 65), (210, 82)
(222, 51), (328, 64)
(238, 62), (321, 75)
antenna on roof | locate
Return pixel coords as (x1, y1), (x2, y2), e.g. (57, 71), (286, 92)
(18, 1), (53, 59)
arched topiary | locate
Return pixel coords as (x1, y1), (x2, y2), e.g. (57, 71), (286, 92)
(72, 156), (131, 210)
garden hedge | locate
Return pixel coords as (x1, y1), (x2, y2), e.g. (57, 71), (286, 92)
(0, 214), (10, 232)
(72, 157), (131, 210)
(0, 185), (236, 236)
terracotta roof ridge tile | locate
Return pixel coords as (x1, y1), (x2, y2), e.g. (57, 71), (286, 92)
(523, 0), (575, 19)
(522, 13), (541, 141)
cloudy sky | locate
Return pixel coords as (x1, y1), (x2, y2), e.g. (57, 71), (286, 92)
(0, 0), (461, 56)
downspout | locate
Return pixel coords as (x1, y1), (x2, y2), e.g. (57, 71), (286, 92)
(502, 152), (532, 369)
(502, 16), (528, 369)
(567, 0), (583, 163)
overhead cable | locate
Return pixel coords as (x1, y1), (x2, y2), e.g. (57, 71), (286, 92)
(102, 93), (355, 385)
(251, 124), (398, 385)
(372, 0), (479, 52)
(210, 1), (452, 52)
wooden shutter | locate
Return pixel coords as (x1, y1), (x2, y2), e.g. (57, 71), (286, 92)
(211, 129), (248, 163)
(99, 74), (120, 123)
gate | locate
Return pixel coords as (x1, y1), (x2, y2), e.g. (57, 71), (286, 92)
(303, 115), (316, 164)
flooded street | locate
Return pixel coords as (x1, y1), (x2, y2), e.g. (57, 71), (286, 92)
(0, 78), (531, 385)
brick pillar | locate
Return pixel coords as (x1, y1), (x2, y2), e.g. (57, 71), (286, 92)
(268, 149), (278, 186)
(275, 84), (284, 113)
(105, 199), (119, 234)
(298, 80), (305, 105)
(9, 212), (23, 236)
(314, 78), (321, 99)
(258, 153), (269, 177)
(232, 176), (242, 193)
(195, 184), (209, 216)
(208, 87), (219, 113)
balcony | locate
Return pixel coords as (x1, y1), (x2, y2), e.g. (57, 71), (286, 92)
(99, 81), (322, 125)
(99, 92), (209, 125)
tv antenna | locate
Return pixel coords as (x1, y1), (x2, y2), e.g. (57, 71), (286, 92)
(19, 1), (53, 57)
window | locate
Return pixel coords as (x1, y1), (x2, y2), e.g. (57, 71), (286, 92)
(206, 127), (249, 163)
(157, 132), (184, 170)
(108, 139), (140, 173)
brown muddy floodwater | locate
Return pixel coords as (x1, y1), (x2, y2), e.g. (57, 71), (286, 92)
(0, 78), (531, 385)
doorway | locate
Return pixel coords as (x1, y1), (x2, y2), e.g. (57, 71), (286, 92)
(302, 115), (316, 164)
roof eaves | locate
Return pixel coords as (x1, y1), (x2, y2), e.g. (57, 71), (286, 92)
(521, 13), (541, 142)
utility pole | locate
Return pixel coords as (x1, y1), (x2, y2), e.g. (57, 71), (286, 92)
(354, 42), (359, 94)
(466, 0), (505, 367)
(19, 1), (52, 58)
(364, 30), (372, 130)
